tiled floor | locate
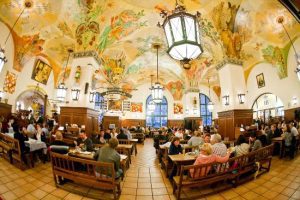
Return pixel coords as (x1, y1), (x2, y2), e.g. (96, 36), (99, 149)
(0, 139), (300, 200)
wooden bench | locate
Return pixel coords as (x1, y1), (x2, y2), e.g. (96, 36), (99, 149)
(50, 152), (121, 200)
(0, 133), (13, 163)
(172, 144), (274, 200)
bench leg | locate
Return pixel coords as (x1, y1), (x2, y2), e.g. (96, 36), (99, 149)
(113, 188), (117, 200)
(176, 185), (181, 200)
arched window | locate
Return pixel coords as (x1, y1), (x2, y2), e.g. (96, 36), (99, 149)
(252, 93), (284, 123)
(199, 93), (212, 126)
(146, 95), (168, 128)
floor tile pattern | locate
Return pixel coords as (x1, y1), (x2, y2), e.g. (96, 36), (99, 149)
(0, 139), (299, 200)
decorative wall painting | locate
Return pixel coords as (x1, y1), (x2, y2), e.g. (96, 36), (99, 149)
(31, 59), (52, 85)
(3, 71), (17, 94)
(131, 102), (143, 112)
(174, 103), (183, 114)
(108, 100), (122, 110)
(256, 73), (265, 88)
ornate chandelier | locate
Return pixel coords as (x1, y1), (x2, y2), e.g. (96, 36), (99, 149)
(151, 44), (164, 104)
(158, 0), (203, 69)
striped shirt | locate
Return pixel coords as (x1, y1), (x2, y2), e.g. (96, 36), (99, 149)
(212, 142), (227, 157)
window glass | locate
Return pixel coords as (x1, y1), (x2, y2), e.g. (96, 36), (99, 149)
(146, 96), (168, 128)
(199, 93), (212, 126)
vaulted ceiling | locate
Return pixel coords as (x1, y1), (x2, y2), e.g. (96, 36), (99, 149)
(0, 0), (299, 92)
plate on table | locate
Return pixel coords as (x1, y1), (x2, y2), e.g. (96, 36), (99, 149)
(80, 151), (92, 155)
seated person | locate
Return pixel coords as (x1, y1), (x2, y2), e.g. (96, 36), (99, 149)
(94, 138), (123, 178)
(13, 124), (29, 159)
(91, 132), (100, 144)
(154, 130), (167, 149)
(249, 131), (262, 151)
(104, 129), (112, 140)
(211, 134), (227, 157)
(35, 124), (46, 142)
(174, 128), (184, 139)
(184, 130), (192, 140)
(188, 131), (204, 147)
(281, 123), (294, 159)
(111, 128), (118, 138)
(204, 133), (211, 143)
(169, 137), (183, 180)
(234, 135), (250, 156)
(124, 128), (132, 140)
(117, 128), (128, 140)
(190, 143), (230, 178)
(74, 130), (93, 151)
(51, 131), (67, 146)
(98, 130), (106, 144)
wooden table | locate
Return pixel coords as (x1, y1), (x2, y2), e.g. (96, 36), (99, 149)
(272, 137), (284, 158)
(168, 153), (197, 175)
(129, 139), (138, 155)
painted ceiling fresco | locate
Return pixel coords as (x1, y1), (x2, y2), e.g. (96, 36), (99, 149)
(0, 0), (299, 100)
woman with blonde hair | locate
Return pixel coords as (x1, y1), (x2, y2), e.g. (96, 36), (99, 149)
(190, 143), (230, 178)
(51, 131), (67, 146)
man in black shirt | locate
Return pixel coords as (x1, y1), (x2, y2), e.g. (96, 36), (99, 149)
(75, 130), (93, 151)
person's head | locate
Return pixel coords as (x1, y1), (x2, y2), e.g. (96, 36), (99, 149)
(79, 130), (87, 139)
(236, 135), (247, 145)
(289, 122), (295, 128)
(210, 134), (222, 144)
(200, 143), (212, 155)
(204, 134), (211, 143)
(249, 131), (257, 142)
(194, 131), (201, 137)
(271, 124), (276, 131)
(36, 124), (41, 130)
(100, 130), (105, 136)
(171, 136), (180, 146)
(282, 123), (291, 133)
(109, 138), (119, 149)
(112, 128), (116, 133)
(55, 131), (63, 141)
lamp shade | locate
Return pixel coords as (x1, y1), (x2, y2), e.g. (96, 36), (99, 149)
(151, 82), (164, 104)
(71, 89), (80, 101)
(56, 83), (67, 101)
(89, 92), (95, 103)
(238, 94), (245, 104)
(162, 6), (202, 64)
(207, 101), (214, 112)
(0, 48), (7, 74)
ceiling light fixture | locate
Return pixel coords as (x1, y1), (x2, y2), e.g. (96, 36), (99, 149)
(148, 74), (156, 112)
(56, 49), (73, 101)
(158, 0), (203, 70)
(207, 78), (214, 112)
(151, 43), (164, 104)
(277, 16), (300, 81)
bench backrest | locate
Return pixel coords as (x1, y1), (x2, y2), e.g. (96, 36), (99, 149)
(50, 151), (116, 183)
(118, 139), (131, 145)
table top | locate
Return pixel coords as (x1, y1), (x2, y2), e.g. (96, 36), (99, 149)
(129, 139), (138, 142)
(95, 144), (133, 149)
(168, 153), (197, 162)
(159, 144), (195, 149)
(272, 137), (284, 141)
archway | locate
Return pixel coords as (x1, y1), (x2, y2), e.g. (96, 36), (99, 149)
(252, 93), (284, 124)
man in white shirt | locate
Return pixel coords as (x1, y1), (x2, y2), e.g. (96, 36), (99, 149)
(289, 122), (299, 138)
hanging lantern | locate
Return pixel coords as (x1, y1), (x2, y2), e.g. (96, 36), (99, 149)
(56, 83), (67, 101)
(152, 82), (164, 104)
(238, 93), (245, 104)
(159, 1), (203, 69)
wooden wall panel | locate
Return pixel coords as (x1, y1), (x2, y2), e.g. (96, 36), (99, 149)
(102, 116), (120, 131)
(184, 117), (202, 131)
(121, 119), (145, 128)
(218, 109), (253, 140)
(60, 107), (99, 136)
(168, 120), (184, 128)
(0, 103), (12, 119)
(285, 107), (300, 122)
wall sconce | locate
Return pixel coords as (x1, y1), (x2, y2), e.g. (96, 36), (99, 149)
(292, 97), (298, 105)
(89, 92), (95, 103)
(238, 93), (245, 104)
(71, 89), (80, 101)
(222, 95), (229, 106)
(0, 91), (3, 102)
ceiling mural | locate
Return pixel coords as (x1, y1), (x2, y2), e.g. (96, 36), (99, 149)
(0, 0), (299, 93)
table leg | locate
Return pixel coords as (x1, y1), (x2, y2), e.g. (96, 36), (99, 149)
(279, 141), (283, 158)
(134, 143), (137, 156)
